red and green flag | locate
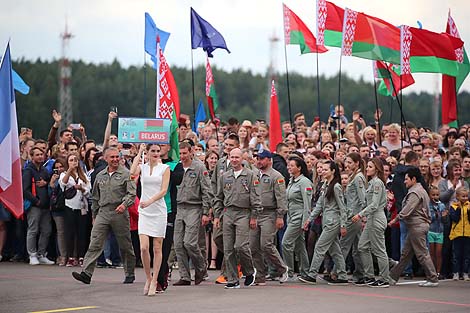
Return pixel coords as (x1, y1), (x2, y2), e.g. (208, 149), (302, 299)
(156, 44), (180, 119)
(400, 25), (464, 77)
(269, 80), (282, 152)
(169, 110), (179, 161)
(341, 8), (401, 64)
(317, 0), (344, 48)
(374, 60), (414, 97)
(283, 4), (327, 54)
(205, 57), (219, 120)
(442, 12), (469, 127)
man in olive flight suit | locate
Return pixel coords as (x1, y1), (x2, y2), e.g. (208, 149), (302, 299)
(72, 147), (136, 285)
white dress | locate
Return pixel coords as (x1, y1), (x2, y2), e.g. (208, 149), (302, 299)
(138, 162), (169, 237)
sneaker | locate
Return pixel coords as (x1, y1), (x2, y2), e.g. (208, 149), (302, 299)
(38, 256), (55, 265)
(364, 277), (376, 285)
(123, 276), (135, 284)
(244, 268), (257, 286)
(72, 271), (91, 284)
(112, 263), (124, 269)
(66, 258), (75, 267)
(321, 275), (333, 283)
(78, 258), (84, 267)
(354, 279), (367, 286)
(298, 275), (317, 285)
(96, 262), (107, 268)
(254, 278), (266, 286)
(389, 278), (397, 286)
(29, 255), (40, 265)
(224, 281), (240, 289)
(404, 273), (413, 280)
(368, 280), (390, 288)
(173, 279), (191, 286)
(215, 275), (227, 284)
(156, 283), (164, 293)
(266, 273), (279, 281)
(453, 273), (459, 281)
(195, 271), (204, 285)
(418, 281), (439, 287)
(279, 266), (289, 284)
(464, 273), (470, 281)
(328, 279), (349, 286)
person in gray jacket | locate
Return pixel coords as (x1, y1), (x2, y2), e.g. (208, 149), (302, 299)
(389, 167), (439, 287)
(214, 148), (262, 289)
(250, 150), (289, 285)
(352, 158), (390, 288)
(281, 156), (313, 280)
(333, 152), (366, 283)
(299, 160), (349, 285)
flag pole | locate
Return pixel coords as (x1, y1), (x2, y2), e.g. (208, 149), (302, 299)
(191, 50), (197, 128)
(206, 53), (220, 142)
(337, 53), (343, 138)
(283, 42), (293, 126)
(385, 67), (410, 144)
(315, 44), (322, 145)
(372, 76), (382, 145)
(143, 51), (147, 117)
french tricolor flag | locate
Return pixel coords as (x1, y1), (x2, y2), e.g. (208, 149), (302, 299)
(0, 43), (23, 218)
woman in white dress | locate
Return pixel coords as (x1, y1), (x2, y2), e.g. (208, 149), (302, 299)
(130, 143), (170, 296)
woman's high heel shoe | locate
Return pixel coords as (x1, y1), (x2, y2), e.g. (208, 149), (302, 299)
(143, 280), (151, 296)
(148, 281), (157, 296)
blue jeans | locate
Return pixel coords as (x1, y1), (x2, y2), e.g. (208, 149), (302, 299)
(400, 222), (412, 274)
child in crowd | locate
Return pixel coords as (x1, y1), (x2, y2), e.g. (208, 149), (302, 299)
(341, 172), (349, 191)
(449, 186), (470, 281)
(428, 186), (447, 279)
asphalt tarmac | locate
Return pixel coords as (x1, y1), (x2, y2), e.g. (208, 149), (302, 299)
(1, 262), (470, 313)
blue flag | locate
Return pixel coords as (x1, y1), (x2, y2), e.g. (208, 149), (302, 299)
(144, 12), (170, 58)
(190, 7), (230, 57)
(12, 69), (29, 95)
(193, 99), (207, 133)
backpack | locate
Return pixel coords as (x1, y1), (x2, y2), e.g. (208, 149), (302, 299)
(50, 183), (65, 212)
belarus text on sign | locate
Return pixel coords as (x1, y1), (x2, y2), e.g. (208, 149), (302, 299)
(118, 117), (171, 144)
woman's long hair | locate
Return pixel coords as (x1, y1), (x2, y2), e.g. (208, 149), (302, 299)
(288, 156), (311, 180)
(65, 154), (88, 184)
(368, 157), (386, 184)
(346, 152), (365, 180)
(324, 160), (341, 200)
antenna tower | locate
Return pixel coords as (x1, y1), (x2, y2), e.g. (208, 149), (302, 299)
(59, 23), (74, 128)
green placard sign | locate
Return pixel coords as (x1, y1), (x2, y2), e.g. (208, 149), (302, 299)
(118, 117), (171, 144)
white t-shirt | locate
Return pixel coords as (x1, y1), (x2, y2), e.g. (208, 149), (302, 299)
(59, 173), (91, 210)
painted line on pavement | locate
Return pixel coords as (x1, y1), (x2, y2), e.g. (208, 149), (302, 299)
(29, 306), (98, 313)
(284, 284), (470, 308)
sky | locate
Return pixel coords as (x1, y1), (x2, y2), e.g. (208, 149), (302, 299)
(1, 0), (469, 95)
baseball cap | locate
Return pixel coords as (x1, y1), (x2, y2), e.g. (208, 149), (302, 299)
(256, 150), (272, 159)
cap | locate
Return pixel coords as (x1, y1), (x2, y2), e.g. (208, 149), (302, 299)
(339, 138), (349, 143)
(256, 150), (272, 159)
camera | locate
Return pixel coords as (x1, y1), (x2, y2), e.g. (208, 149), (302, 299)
(53, 169), (59, 175)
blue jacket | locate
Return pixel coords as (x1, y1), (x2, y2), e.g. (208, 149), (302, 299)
(429, 200), (446, 233)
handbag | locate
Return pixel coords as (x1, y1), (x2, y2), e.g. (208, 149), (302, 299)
(63, 176), (78, 199)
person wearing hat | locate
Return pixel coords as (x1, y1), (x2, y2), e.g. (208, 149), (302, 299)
(213, 148), (262, 289)
(249, 150), (289, 285)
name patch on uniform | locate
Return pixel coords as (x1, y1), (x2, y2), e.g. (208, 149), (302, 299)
(277, 178), (285, 185)
(374, 185), (381, 193)
(263, 178), (270, 183)
(189, 172), (197, 178)
(114, 174), (122, 180)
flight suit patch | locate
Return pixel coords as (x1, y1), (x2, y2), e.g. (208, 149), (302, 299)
(277, 178), (285, 185)
(189, 172), (197, 178)
(263, 178), (270, 183)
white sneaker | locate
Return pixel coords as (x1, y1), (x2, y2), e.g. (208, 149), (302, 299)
(463, 273), (469, 281)
(453, 273), (459, 281)
(279, 266), (289, 284)
(418, 281), (439, 287)
(38, 256), (54, 265)
(30, 255), (40, 265)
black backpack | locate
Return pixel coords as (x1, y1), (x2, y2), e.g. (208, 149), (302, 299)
(50, 184), (65, 211)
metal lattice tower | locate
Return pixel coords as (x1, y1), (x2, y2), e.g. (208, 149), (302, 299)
(59, 23), (73, 128)
(266, 31), (280, 122)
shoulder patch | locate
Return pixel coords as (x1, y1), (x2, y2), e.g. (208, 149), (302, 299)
(305, 187), (313, 191)
(374, 185), (381, 192)
(253, 180), (260, 186)
(203, 171), (208, 176)
(277, 178), (285, 185)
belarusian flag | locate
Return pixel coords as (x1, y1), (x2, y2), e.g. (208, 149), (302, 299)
(156, 42), (180, 119)
(374, 60), (414, 97)
(341, 8), (401, 64)
(442, 11), (469, 127)
(205, 57), (219, 120)
(401, 25), (464, 77)
(283, 4), (327, 54)
(269, 80), (282, 152)
(317, 0), (344, 48)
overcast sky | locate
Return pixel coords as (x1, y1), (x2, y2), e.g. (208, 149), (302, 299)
(1, 0), (469, 94)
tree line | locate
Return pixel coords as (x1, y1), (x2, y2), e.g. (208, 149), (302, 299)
(14, 58), (470, 141)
